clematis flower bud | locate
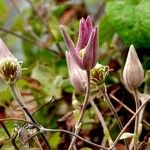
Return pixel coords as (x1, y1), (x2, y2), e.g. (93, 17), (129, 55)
(66, 51), (86, 93)
(0, 39), (22, 84)
(123, 45), (144, 90)
(60, 16), (98, 70)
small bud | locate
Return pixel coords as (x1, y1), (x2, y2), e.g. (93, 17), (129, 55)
(0, 39), (22, 84)
(91, 63), (109, 87)
(123, 45), (144, 90)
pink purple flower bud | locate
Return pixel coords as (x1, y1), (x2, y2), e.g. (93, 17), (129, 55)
(123, 45), (144, 90)
(66, 51), (86, 92)
(60, 16), (98, 70)
(0, 39), (22, 84)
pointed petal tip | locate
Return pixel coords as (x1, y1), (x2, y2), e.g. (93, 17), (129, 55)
(129, 44), (135, 50)
(86, 15), (92, 21)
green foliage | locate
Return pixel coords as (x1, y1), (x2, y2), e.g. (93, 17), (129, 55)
(103, 0), (150, 48)
(0, 1), (8, 25)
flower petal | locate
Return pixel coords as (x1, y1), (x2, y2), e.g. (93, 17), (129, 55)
(0, 39), (14, 59)
(82, 27), (98, 70)
(60, 25), (83, 69)
(76, 16), (93, 51)
(59, 25), (76, 52)
(66, 51), (86, 92)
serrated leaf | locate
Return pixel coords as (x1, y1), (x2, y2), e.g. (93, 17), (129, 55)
(120, 132), (135, 140)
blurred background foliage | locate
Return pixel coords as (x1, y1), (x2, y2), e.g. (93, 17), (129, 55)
(0, 0), (149, 149)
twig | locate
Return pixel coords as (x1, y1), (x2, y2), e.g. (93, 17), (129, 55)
(102, 85), (129, 150)
(89, 98), (114, 146)
(32, 97), (54, 115)
(0, 27), (35, 44)
(0, 118), (108, 150)
(110, 90), (150, 128)
(109, 96), (150, 150)
(0, 122), (19, 150)
(9, 83), (51, 150)
(68, 70), (91, 150)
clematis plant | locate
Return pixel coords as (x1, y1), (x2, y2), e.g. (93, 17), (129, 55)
(60, 16), (98, 70)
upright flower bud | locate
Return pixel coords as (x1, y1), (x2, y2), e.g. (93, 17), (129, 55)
(0, 39), (22, 84)
(60, 16), (98, 70)
(66, 51), (86, 93)
(123, 45), (144, 90)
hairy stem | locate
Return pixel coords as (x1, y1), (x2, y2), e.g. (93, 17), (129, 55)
(9, 83), (51, 150)
(89, 98), (114, 147)
(103, 85), (129, 150)
(132, 89), (140, 150)
(68, 70), (90, 150)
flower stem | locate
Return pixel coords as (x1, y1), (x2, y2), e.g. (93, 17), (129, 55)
(68, 70), (91, 150)
(9, 83), (51, 150)
(132, 89), (140, 150)
(102, 85), (129, 150)
(89, 98), (114, 146)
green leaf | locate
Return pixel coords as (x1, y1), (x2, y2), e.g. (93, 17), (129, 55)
(73, 109), (80, 122)
(99, 16), (115, 45)
(31, 62), (54, 85)
(120, 132), (135, 140)
(0, 1), (8, 25)
(105, 0), (150, 48)
(49, 132), (61, 149)
(0, 80), (8, 92)
(144, 70), (150, 94)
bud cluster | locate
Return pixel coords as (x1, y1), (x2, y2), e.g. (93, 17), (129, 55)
(90, 63), (109, 93)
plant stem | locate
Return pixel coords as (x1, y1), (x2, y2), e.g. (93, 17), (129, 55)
(0, 122), (19, 150)
(68, 70), (91, 150)
(89, 98), (114, 147)
(9, 83), (51, 150)
(109, 96), (150, 150)
(102, 85), (129, 150)
(110, 91), (150, 128)
(132, 89), (140, 150)
(0, 94), (149, 150)
(0, 118), (108, 150)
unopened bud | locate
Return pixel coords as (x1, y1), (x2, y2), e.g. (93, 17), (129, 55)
(91, 63), (109, 87)
(123, 45), (144, 90)
(0, 39), (22, 84)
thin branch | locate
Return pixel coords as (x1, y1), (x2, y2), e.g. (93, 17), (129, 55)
(43, 128), (108, 150)
(109, 96), (150, 150)
(89, 98), (113, 146)
(0, 122), (19, 150)
(110, 90), (150, 128)
(9, 83), (51, 150)
(0, 118), (108, 150)
(0, 27), (35, 44)
(102, 85), (129, 150)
